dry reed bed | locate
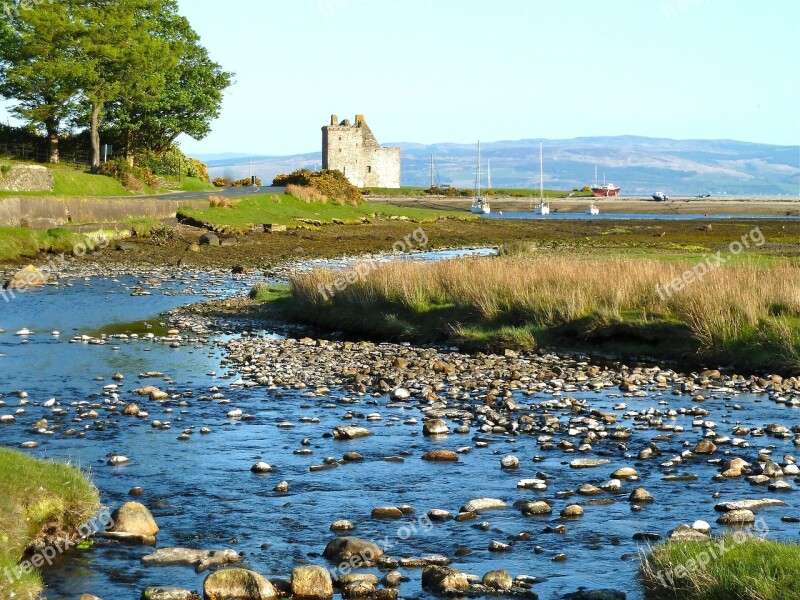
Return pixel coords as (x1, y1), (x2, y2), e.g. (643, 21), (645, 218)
(290, 256), (800, 362)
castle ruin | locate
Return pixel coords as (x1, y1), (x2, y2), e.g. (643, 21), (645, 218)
(322, 114), (401, 188)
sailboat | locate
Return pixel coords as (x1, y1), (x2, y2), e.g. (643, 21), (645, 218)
(471, 141), (491, 214)
(591, 165), (621, 197)
(586, 201), (600, 215)
(533, 141), (550, 215)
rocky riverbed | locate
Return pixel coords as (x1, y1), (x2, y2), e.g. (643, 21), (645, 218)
(0, 252), (799, 600)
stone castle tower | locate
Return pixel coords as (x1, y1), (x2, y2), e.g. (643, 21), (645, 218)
(322, 114), (401, 188)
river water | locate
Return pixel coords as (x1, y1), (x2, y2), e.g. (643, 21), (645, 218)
(0, 251), (798, 600)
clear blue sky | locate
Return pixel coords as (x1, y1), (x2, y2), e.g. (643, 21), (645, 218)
(3, 0), (800, 155)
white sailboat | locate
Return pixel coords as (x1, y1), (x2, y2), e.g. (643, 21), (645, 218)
(471, 141), (491, 214)
(586, 200), (600, 215)
(533, 141), (550, 215)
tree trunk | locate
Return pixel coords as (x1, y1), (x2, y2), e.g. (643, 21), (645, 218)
(125, 129), (135, 167)
(45, 118), (60, 164)
(90, 103), (102, 173)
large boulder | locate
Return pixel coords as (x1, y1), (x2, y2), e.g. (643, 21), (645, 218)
(203, 569), (277, 600)
(199, 233), (220, 246)
(482, 570), (513, 591)
(421, 566), (470, 593)
(107, 502), (159, 537)
(422, 419), (449, 436)
(291, 565), (333, 599)
(322, 537), (384, 565)
(4, 265), (47, 290)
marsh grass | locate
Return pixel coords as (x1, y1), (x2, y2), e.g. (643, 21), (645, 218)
(286, 184), (328, 204)
(287, 256), (800, 372)
(640, 536), (800, 600)
(0, 448), (99, 598)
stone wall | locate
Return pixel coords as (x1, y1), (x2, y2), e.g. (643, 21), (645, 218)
(0, 197), (207, 229)
(322, 114), (401, 188)
(0, 164), (54, 192)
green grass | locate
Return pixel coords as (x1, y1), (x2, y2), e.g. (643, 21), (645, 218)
(0, 448), (99, 599)
(177, 193), (468, 232)
(159, 175), (215, 192)
(52, 168), (131, 196)
(641, 537), (800, 600)
(124, 217), (162, 237)
(0, 227), (101, 262)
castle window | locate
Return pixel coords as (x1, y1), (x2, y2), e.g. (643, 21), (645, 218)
(339, 136), (342, 141)
(367, 166), (372, 173)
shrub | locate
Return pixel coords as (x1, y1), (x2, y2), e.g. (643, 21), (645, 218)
(213, 177), (227, 187)
(286, 184), (328, 203)
(99, 158), (159, 192)
(231, 177), (262, 187)
(136, 146), (211, 183)
(273, 169), (362, 206)
(209, 195), (233, 208)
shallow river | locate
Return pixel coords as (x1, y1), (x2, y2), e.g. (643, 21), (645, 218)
(0, 250), (797, 600)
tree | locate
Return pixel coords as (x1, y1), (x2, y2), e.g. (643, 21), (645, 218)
(74, 0), (175, 172)
(105, 2), (232, 157)
(0, 1), (85, 163)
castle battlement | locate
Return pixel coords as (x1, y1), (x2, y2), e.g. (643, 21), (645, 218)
(322, 114), (400, 188)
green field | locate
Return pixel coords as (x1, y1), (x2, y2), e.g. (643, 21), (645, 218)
(0, 448), (98, 599)
(178, 193), (469, 232)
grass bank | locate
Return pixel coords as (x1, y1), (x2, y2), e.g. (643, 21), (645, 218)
(177, 193), (468, 233)
(640, 536), (800, 599)
(0, 227), (111, 262)
(279, 256), (800, 373)
(0, 448), (99, 598)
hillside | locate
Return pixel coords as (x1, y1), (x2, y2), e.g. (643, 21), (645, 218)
(203, 136), (800, 196)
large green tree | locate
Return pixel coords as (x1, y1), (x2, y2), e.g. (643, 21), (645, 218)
(0, 0), (231, 171)
(0, 0), (85, 163)
(106, 2), (233, 157)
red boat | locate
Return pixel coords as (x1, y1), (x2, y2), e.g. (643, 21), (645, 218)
(591, 183), (621, 197)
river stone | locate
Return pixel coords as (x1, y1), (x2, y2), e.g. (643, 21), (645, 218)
(694, 440), (717, 454)
(482, 570), (513, 591)
(332, 426), (372, 440)
(668, 524), (711, 541)
(460, 498), (508, 513)
(714, 498), (787, 512)
(612, 467), (638, 479)
(203, 568), (276, 600)
(423, 419), (449, 436)
(422, 450), (459, 462)
(717, 509), (756, 525)
(323, 537), (384, 564)
(4, 265), (46, 290)
(421, 566), (470, 593)
(628, 488), (654, 503)
(291, 565), (333, 599)
(123, 403), (141, 416)
(141, 547), (241, 572)
(372, 506), (403, 519)
(199, 233), (220, 247)
(108, 502), (159, 537)
(141, 586), (194, 600)
(391, 387), (411, 400)
(521, 501), (552, 516)
(428, 509), (452, 521)
(501, 455), (520, 469)
(330, 520), (355, 532)
(251, 462), (273, 474)
(561, 504), (584, 518)
(570, 458), (611, 469)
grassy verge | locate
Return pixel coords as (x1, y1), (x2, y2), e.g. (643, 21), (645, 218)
(269, 255), (800, 373)
(640, 537), (800, 599)
(159, 175), (215, 192)
(0, 227), (109, 262)
(177, 193), (468, 233)
(0, 448), (99, 599)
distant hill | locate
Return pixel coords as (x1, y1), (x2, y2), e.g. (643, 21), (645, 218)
(201, 136), (800, 196)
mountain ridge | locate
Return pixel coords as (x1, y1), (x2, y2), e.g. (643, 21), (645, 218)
(200, 136), (800, 195)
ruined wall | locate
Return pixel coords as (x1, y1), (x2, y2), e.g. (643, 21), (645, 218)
(322, 114), (401, 188)
(0, 165), (54, 192)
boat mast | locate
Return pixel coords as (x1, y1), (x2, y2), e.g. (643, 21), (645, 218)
(487, 159), (492, 191)
(539, 141), (544, 206)
(476, 141), (481, 199)
(430, 155), (433, 190)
